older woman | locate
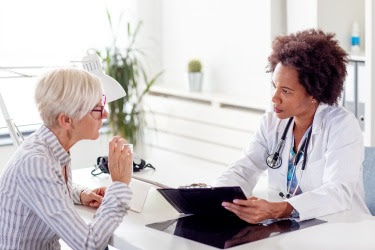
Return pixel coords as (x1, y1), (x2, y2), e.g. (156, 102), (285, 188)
(217, 29), (370, 223)
(0, 68), (133, 249)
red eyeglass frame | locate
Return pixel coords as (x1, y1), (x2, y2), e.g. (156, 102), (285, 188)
(91, 95), (107, 119)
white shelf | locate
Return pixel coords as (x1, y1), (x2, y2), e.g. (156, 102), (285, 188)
(148, 85), (266, 113)
(349, 53), (366, 62)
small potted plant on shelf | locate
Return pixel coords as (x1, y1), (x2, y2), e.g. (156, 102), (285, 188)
(188, 59), (203, 92)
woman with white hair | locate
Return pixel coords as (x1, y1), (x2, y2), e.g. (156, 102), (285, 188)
(0, 68), (133, 249)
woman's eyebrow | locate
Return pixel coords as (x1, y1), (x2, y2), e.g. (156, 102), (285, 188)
(281, 86), (294, 91)
(272, 81), (295, 91)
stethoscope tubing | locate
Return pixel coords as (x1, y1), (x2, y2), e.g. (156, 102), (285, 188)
(267, 117), (313, 198)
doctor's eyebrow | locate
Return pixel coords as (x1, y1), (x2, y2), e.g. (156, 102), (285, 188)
(271, 81), (294, 91)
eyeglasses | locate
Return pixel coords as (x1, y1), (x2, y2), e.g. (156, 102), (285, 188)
(91, 95), (107, 120)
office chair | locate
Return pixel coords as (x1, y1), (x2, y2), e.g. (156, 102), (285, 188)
(363, 147), (375, 216)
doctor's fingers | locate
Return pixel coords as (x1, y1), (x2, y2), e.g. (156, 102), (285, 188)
(248, 196), (259, 201)
(235, 209), (268, 224)
(233, 198), (263, 208)
(222, 202), (256, 217)
(232, 210), (261, 224)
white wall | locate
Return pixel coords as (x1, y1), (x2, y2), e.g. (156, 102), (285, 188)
(317, 0), (365, 52)
(136, 0), (162, 79)
(287, 0), (365, 53)
(157, 0), (286, 109)
(287, 0), (317, 33)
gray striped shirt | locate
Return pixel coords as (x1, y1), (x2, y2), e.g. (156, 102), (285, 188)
(0, 125), (132, 249)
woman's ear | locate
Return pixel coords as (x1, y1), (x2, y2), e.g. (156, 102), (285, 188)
(57, 113), (73, 130)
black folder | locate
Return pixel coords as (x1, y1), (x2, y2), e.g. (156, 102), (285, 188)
(157, 186), (247, 216)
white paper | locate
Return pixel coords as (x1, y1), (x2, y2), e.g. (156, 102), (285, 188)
(128, 178), (151, 213)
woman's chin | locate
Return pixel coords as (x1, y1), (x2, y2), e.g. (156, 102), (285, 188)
(274, 112), (287, 119)
(94, 132), (100, 140)
(89, 132), (100, 140)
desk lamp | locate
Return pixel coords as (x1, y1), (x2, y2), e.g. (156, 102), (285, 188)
(81, 52), (126, 102)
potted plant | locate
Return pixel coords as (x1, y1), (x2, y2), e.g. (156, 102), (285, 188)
(98, 11), (162, 148)
(188, 59), (203, 92)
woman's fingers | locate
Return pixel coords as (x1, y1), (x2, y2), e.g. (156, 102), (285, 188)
(109, 136), (121, 154)
(108, 136), (133, 184)
(90, 201), (101, 208)
(115, 138), (127, 158)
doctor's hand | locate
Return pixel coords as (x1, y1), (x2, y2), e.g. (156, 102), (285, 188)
(80, 187), (107, 208)
(222, 197), (294, 224)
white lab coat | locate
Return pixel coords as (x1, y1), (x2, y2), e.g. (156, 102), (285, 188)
(215, 104), (370, 221)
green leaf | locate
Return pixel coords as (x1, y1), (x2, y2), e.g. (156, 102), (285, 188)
(139, 70), (164, 103)
(99, 15), (163, 146)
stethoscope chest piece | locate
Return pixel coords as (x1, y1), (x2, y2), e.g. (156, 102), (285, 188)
(266, 153), (282, 169)
(266, 117), (294, 169)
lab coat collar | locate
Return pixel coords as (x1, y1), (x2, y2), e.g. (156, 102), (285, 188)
(310, 103), (329, 135)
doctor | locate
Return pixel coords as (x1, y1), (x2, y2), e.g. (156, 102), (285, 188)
(218, 29), (370, 223)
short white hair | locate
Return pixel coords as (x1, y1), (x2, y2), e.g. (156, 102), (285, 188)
(35, 68), (103, 128)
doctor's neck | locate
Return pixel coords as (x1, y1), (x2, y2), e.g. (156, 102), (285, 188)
(293, 104), (319, 132)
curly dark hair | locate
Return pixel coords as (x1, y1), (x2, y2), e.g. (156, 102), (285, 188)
(267, 29), (348, 105)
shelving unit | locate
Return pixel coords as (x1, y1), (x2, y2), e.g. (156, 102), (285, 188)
(142, 85), (265, 169)
(148, 85), (266, 113)
(347, 54), (366, 130)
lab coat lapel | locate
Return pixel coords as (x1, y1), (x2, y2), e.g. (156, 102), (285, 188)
(295, 104), (326, 189)
(304, 104), (325, 159)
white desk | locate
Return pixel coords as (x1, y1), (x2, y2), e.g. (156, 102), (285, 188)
(73, 164), (375, 250)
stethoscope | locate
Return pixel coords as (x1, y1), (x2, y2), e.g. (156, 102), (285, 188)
(266, 117), (313, 198)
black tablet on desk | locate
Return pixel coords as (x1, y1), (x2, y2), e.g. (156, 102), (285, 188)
(157, 186), (247, 216)
(147, 215), (326, 249)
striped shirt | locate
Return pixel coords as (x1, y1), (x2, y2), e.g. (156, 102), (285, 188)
(0, 125), (132, 249)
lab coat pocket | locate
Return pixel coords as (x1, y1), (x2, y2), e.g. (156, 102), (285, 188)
(301, 159), (325, 191)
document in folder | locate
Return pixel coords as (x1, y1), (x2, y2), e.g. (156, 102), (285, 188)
(157, 186), (247, 216)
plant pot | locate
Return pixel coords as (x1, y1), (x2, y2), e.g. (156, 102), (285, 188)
(188, 72), (203, 92)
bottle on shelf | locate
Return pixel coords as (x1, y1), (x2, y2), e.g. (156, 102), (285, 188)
(351, 22), (360, 53)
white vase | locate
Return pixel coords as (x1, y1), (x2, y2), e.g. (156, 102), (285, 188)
(188, 72), (203, 92)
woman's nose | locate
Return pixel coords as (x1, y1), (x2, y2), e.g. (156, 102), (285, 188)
(271, 89), (280, 105)
(102, 109), (109, 119)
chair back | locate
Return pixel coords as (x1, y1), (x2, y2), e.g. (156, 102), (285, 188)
(363, 147), (375, 215)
